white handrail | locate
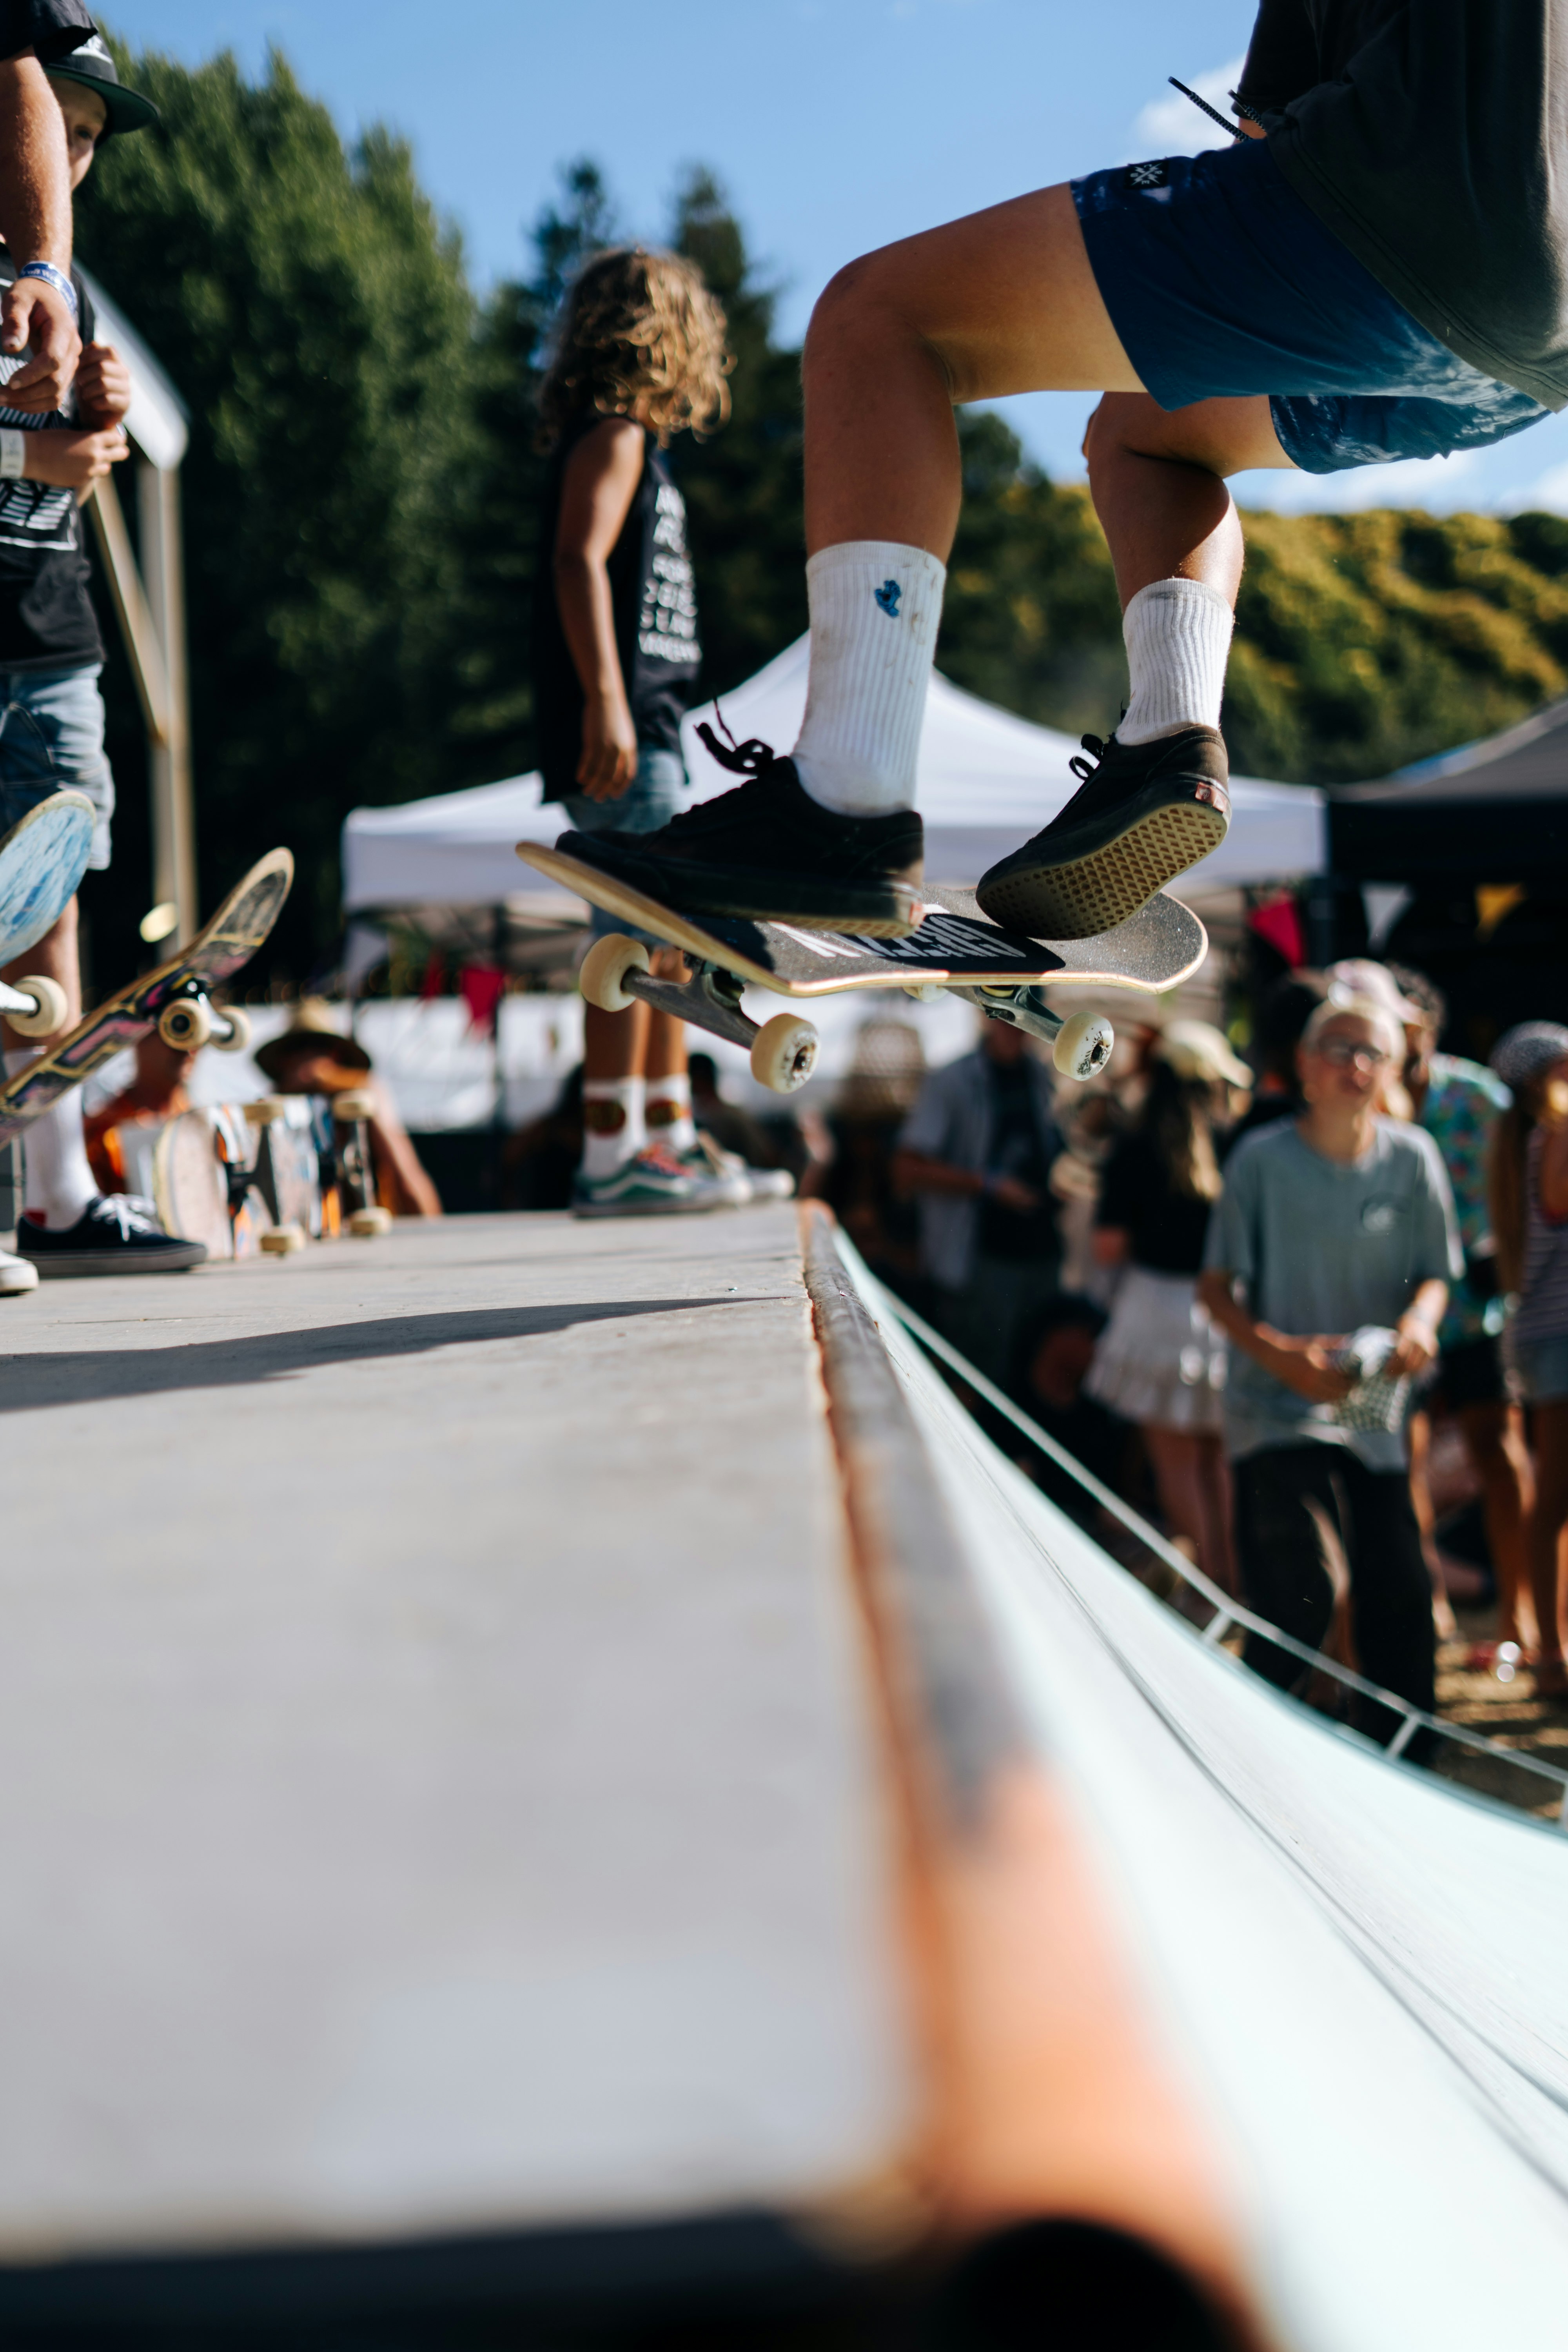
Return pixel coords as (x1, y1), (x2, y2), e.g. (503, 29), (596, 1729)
(859, 1262), (1568, 1832)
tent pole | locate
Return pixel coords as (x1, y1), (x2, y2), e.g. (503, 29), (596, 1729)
(137, 460), (198, 944)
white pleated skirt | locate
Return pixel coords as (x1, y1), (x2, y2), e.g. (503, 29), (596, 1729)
(1084, 1264), (1227, 1432)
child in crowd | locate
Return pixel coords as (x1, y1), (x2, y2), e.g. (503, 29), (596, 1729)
(530, 245), (742, 1218)
(1489, 1023), (1568, 1699)
(0, 34), (199, 1282)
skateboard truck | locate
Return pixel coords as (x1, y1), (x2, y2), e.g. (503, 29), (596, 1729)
(580, 935), (821, 1094)
(155, 979), (253, 1055)
(965, 984), (1114, 1081)
(579, 935), (1115, 1093)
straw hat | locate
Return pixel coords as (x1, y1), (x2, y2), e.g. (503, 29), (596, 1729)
(254, 999), (372, 1082)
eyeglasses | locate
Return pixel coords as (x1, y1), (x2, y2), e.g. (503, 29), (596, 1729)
(1315, 1038), (1393, 1070)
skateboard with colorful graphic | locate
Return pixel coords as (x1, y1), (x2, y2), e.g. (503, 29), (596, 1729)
(0, 848), (293, 1147)
(517, 845), (1207, 1093)
(152, 1103), (283, 1259)
(0, 789), (96, 1036)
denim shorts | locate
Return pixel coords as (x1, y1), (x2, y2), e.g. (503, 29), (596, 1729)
(562, 742), (690, 944)
(1073, 137), (1548, 475)
(1512, 1334), (1568, 1406)
(0, 663), (114, 868)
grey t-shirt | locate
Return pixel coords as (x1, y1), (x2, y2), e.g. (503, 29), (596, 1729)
(1204, 1118), (1461, 1470)
(1238, 2), (1568, 408)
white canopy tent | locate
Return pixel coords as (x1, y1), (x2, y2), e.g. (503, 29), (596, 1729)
(341, 635), (1325, 922)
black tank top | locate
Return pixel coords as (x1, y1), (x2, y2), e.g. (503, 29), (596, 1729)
(532, 415), (702, 802)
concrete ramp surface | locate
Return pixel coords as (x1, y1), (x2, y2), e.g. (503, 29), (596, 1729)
(842, 1242), (1568, 2350)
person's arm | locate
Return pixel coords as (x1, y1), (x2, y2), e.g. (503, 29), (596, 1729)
(0, 52), (79, 410)
(1092, 1228), (1131, 1268)
(1196, 1266), (1355, 1404)
(19, 423), (125, 489)
(891, 1147), (1038, 1214)
(1540, 1118), (1568, 1224)
(553, 416), (644, 802)
(1385, 1278), (1447, 1378)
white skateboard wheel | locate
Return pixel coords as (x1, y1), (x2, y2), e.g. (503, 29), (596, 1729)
(334, 1089), (376, 1123)
(750, 1011), (818, 1094)
(1054, 1009), (1114, 1081)
(214, 1004), (252, 1054)
(902, 983), (944, 1002)
(158, 996), (212, 1051)
(260, 1221), (306, 1254)
(244, 1095), (287, 1126)
(579, 932), (650, 1013)
(349, 1204), (393, 1237)
(5, 974), (67, 1036)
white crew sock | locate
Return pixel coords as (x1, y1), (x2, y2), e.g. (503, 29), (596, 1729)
(581, 1076), (646, 1180)
(791, 540), (945, 814)
(1118, 577), (1234, 745)
(4, 1048), (98, 1229)
(645, 1072), (696, 1153)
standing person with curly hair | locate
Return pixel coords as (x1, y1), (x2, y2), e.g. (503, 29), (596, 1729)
(532, 246), (743, 1217)
(1489, 1024), (1568, 1698)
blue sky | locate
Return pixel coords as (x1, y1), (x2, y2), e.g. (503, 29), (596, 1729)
(103, 0), (1568, 517)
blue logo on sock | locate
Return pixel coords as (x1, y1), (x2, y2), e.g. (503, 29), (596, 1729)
(874, 578), (901, 617)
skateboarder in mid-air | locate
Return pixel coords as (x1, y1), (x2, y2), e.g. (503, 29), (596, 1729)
(561, 1), (1568, 940)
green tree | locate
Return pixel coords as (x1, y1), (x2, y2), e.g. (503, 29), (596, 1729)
(75, 39), (485, 982)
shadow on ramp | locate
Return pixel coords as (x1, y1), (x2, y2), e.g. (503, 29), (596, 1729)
(0, 1297), (750, 1412)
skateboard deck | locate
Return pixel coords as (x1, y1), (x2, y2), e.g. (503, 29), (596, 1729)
(519, 845), (1205, 995)
(519, 843), (1207, 1088)
(153, 1105), (273, 1260)
(0, 848), (293, 1149)
(0, 790), (96, 965)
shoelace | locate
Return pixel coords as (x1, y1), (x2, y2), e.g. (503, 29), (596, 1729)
(1067, 733), (1109, 784)
(93, 1193), (162, 1239)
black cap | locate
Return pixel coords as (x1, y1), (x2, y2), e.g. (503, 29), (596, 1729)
(46, 28), (159, 138)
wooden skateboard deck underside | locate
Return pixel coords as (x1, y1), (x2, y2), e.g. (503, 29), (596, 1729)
(0, 791), (96, 966)
(519, 845), (1207, 996)
(0, 848), (294, 1149)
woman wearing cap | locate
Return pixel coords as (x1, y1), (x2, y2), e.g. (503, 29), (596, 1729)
(1490, 1023), (1568, 1697)
(1084, 1021), (1247, 1594)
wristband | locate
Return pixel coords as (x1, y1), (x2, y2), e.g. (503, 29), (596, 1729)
(16, 263), (77, 324)
(0, 428), (24, 479)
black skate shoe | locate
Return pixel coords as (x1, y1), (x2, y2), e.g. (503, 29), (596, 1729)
(17, 1194), (207, 1278)
(975, 726), (1230, 938)
(558, 731), (925, 938)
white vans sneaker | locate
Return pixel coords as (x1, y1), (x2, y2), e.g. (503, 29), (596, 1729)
(0, 1245), (38, 1294)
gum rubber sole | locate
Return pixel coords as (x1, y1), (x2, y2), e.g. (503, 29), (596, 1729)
(976, 800), (1227, 940)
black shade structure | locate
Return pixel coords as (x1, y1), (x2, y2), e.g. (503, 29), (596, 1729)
(1330, 695), (1568, 880)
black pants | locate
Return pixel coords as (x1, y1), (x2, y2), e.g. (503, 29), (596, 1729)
(1234, 1444), (1435, 1743)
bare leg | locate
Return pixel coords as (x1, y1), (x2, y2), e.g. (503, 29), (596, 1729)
(643, 948), (687, 1086)
(1406, 1409), (1460, 1643)
(803, 183), (1291, 608)
(1528, 1402), (1568, 1693)
(1, 893), (80, 1054)
(1142, 1425), (1236, 1595)
(1457, 1399), (1537, 1651)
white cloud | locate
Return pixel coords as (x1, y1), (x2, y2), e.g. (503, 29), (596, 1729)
(1498, 460), (1568, 515)
(1230, 450), (1482, 515)
(1127, 58), (1247, 160)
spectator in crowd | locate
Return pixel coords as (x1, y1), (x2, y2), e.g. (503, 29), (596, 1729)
(805, 1018), (925, 1295)
(1085, 1021), (1248, 1594)
(1223, 971), (1326, 1160)
(0, 45), (196, 1279)
(532, 246), (742, 1218)
(1007, 1292), (1138, 1528)
(894, 1015), (1062, 1387)
(1198, 998), (1461, 1740)
(1489, 1022), (1568, 1699)
(688, 1053), (792, 1175)
(1386, 963), (1535, 1664)
(256, 1003), (442, 1220)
